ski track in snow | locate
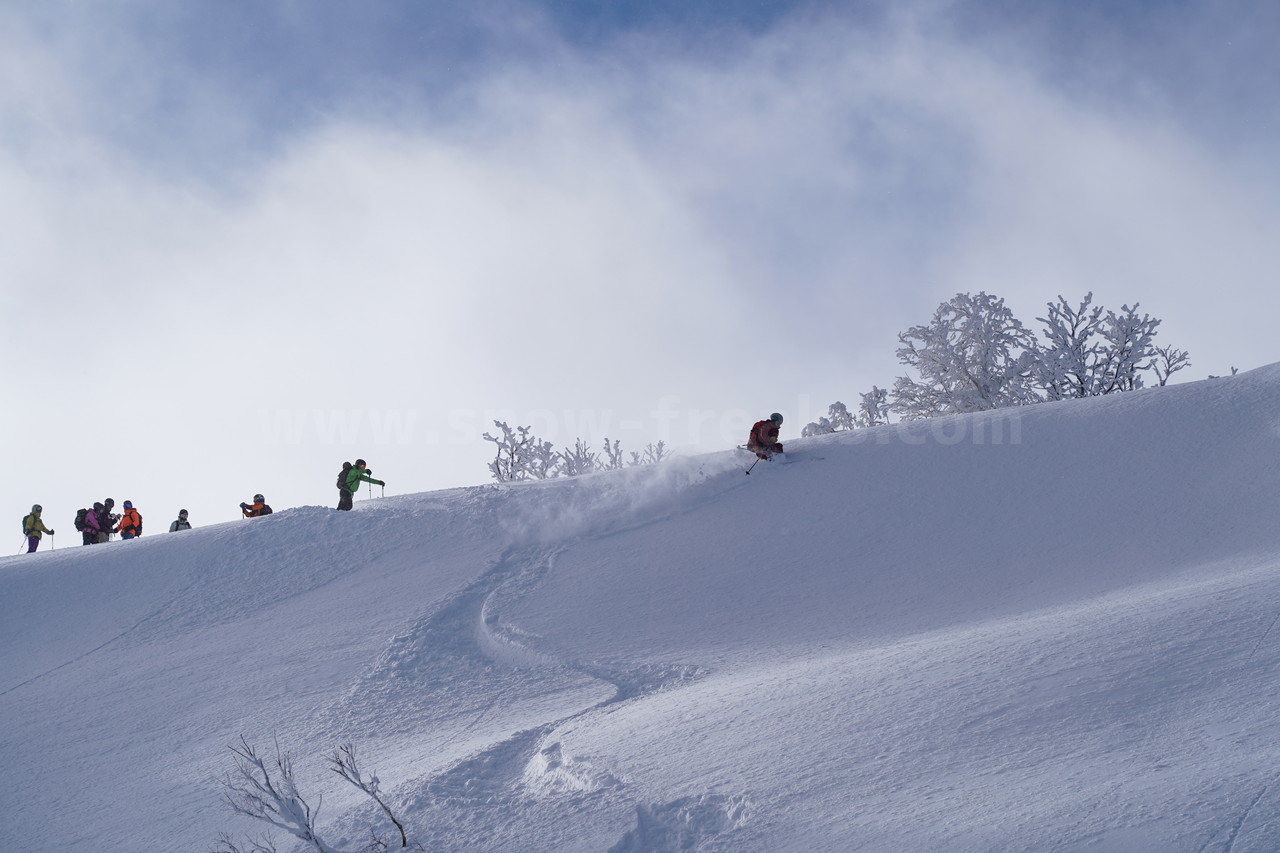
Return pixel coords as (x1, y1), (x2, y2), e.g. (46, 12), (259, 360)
(323, 461), (751, 852)
(1200, 772), (1280, 853)
(0, 575), (203, 697)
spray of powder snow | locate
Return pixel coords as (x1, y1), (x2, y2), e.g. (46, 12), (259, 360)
(498, 452), (749, 546)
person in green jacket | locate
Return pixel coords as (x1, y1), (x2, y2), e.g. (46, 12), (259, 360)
(22, 504), (54, 553)
(337, 458), (385, 511)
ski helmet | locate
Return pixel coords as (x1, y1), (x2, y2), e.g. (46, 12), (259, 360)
(769, 412), (784, 424)
(179, 509), (188, 517)
(104, 498), (115, 507)
(31, 504), (42, 513)
(355, 458), (367, 467)
(254, 494), (264, 503)
(123, 500), (133, 509)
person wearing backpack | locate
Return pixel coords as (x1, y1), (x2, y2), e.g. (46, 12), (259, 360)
(114, 501), (142, 539)
(747, 412), (785, 460)
(240, 495), (273, 517)
(337, 459), (384, 511)
(81, 503), (103, 545)
(169, 509), (192, 532)
(22, 505), (54, 553)
(96, 498), (118, 543)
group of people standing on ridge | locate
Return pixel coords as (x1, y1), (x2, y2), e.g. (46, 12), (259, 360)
(19, 457), (389, 554)
(71, 499), (147, 547)
(18, 419), (781, 556)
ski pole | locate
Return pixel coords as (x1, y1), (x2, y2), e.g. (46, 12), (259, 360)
(17, 537), (25, 553)
(745, 457), (761, 475)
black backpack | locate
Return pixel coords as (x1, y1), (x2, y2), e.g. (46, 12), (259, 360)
(74, 508), (88, 532)
(259, 505), (273, 515)
(336, 462), (352, 490)
(22, 514), (30, 535)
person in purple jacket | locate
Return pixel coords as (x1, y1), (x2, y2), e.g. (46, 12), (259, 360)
(82, 502), (103, 545)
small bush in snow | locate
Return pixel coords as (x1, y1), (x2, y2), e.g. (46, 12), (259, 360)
(630, 441), (670, 467)
(482, 422), (669, 482)
(216, 737), (421, 853)
(802, 388), (890, 437)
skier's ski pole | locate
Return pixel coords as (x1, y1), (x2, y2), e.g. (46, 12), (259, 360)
(17, 538), (25, 553)
(745, 457), (761, 475)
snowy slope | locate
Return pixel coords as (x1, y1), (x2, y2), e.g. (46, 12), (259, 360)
(2, 365), (1279, 853)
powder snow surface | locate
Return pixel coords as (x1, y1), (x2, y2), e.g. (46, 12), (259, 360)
(3, 365), (1280, 852)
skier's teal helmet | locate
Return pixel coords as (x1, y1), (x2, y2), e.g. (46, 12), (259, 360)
(769, 412), (783, 424)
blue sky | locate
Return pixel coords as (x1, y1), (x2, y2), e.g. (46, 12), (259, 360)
(3, 0), (1278, 533)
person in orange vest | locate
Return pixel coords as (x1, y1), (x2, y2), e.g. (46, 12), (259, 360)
(114, 501), (143, 539)
(240, 494), (273, 517)
(747, 412), (785, 460)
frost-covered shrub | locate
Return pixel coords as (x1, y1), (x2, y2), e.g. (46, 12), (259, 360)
(1034, 293), (1189, 397)
(630, 441), (669, 467)
(482, 424), (668, 482)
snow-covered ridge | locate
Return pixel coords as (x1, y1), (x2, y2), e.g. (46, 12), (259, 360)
(2, 364), (1279, 852)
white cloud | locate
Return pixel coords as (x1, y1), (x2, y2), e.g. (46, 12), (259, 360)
(3, 1), (1277, 534)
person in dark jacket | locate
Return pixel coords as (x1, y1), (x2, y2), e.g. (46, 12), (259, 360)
(169, 509), (192, 532)
(96, 498), (118, 543)
(747, 412), (785, 460)
(337, 459), (385, 511)
(240, 495), (273, 517)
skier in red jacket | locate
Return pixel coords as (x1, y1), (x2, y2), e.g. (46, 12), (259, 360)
(747, 413), (785, 460)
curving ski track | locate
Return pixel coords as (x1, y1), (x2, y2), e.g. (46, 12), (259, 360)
(322, 466), (752, 851)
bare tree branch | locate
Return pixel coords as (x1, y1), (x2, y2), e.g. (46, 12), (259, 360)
(328, 744), (409, 849)
(220, 736), (338, 853)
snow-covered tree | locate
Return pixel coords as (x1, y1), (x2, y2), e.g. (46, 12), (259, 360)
(1033, 293), (1106, 400)
(892, 292), (1041, 419)
(858, 385), (891, 426)
(802, 401), (853, 437)
(803, 387), (891, 437)
(600, 438), (626, 471)
(1034, 293), (1189, 397)
(1152, 345), (1191, 386)
(559, 439), (598, 477)
(630, 441), (670, 466)
(483, 426), (674, 481)
(1094, 302), (1161, 393)
(482, 421), (561, 482)
(483, 421), (533, 483)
